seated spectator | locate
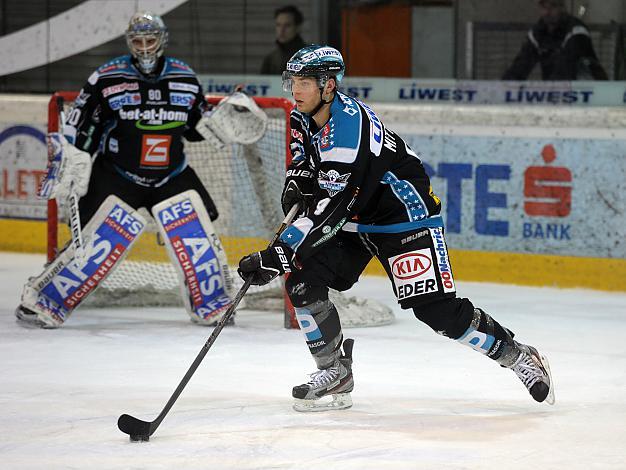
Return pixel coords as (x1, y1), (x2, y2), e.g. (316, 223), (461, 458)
(502, 0), (608, 80)
(260, 5), (306, 75)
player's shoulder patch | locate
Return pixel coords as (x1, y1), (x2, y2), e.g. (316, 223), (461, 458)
(89, 55), (138, 84)
(97, 55), (136, 76)
(318, 92), (361, 164)
(161, 57), (196, 77)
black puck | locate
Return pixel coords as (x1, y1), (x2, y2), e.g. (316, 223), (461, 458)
(129, 434), (149, 442)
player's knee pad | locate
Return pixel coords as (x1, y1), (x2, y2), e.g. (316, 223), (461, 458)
(152, 190), (235, 325)
(285, 276), (328, 308)
(294, 299), (343, 369)
(20, 195), (146, 327)
(413, 297), (475, 339)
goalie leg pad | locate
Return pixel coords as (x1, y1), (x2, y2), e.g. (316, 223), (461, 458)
(19, 196), (146, 327)
(152, 190), (234, 325)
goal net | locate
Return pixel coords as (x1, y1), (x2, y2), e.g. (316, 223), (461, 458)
(47, 92), (394, 328)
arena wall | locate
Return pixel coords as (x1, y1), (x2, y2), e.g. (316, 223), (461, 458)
(0, 94), (623, 291)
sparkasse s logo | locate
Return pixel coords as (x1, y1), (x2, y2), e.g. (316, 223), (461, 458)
(522, 144), (573, 241)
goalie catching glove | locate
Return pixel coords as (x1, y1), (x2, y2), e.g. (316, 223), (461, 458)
(238, 241), (296, 286)
(196, 91), (268, 149)
(39, 133), (92, 201)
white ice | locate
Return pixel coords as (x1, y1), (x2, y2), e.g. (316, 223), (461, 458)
(1, 252), (625, 470)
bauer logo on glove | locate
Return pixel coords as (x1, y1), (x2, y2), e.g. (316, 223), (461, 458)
(238, 242), (296, 286)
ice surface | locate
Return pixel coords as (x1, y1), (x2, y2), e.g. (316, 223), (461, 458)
(1, 252), (625, 469)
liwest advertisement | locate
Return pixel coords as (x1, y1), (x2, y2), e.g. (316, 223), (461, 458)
(199, 75), (626, 107)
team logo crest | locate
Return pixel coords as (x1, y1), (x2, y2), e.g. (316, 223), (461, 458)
(318, 169), (351, 197)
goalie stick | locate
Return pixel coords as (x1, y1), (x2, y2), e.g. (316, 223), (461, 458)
(56, 96), (86, 260)
(117, 203), (300, 442)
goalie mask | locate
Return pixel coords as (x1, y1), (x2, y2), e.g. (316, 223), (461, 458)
(126, 12), (168, 74)
(282, 45), (345, 92)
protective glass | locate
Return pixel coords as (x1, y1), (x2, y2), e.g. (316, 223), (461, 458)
(282, 72), (323, 93)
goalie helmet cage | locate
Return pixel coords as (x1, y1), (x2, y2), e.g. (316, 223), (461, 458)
(47, 92), (394, 329)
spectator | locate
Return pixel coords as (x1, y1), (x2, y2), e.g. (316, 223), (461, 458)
(260, 5), (306, 75)
(502, 0), (608, 80)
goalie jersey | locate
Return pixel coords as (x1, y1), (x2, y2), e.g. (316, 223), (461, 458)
(280, 91), (442, 260)
(65, 55), (207, 187)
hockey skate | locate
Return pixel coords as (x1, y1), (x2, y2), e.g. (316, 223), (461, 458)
(292, 338), (354, 412)
(510, 343), (555, 405)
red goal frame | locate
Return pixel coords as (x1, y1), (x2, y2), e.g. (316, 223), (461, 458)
(46, 91), (299, 328)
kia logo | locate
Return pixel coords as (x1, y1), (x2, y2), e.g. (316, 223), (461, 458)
(392, 252), (431, 279)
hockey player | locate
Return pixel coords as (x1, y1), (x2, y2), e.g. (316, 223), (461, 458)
(16, 12), (265, 329)
(238, 45), (555, 411)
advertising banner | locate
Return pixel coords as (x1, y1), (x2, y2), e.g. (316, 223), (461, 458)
(400, 135), (625, 259)
(0, 124), (48, 219)
(198, 74), (626, 106)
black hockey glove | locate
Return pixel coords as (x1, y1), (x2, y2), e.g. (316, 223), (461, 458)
(281, 163), (315, 216)
(238, 241), (296, 286)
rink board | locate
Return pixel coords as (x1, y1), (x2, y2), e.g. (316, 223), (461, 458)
(1, 217), (623, 292)
(1, 96), (625, 291)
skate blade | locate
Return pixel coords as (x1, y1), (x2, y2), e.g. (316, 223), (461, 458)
(293, 393), (353, 412)
(540, 354), (556, 405)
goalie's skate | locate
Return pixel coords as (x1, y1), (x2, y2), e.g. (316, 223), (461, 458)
(15, 305), (52, 329)
(511, 343), (555, 405)
(292, 338), (354, 412)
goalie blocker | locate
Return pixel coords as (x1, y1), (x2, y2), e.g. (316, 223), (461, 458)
(17, 196), (146, 328)
(152, 190), (236, 325)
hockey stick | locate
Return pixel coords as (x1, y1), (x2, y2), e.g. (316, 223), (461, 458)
(117, 203), (300, 442)
(68, 184), (86, 259)
(56, 96), (86, 259)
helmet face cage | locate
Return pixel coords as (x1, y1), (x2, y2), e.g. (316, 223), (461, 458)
(125, 12), (168, 74)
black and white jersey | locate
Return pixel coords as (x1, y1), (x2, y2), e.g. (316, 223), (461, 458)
(64, 55), (207, 187)
(280, 91), (442, 260)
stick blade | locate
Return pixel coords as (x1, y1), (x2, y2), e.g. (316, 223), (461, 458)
(118, 414), (153, 438)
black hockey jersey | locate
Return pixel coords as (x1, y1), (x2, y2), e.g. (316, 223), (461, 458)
(64, 55), (207, 187)
(279, 91), (442, 260)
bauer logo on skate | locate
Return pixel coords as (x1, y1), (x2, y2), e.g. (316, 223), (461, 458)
(389, 249), (438, 300)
